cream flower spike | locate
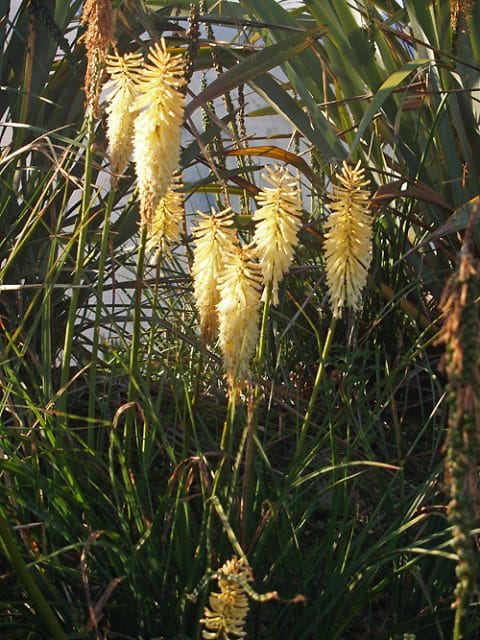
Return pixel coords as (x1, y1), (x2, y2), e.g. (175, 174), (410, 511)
(217, 245), (262, 391)
(324, 160), (372, 317)
(132, 39), (186, 230)
(105, 52), (143, 182)
(192, 208), (238, 345)
(200, 557), (253, 640)
(146, 175), (184, 259)
(253, 164), (302, 306)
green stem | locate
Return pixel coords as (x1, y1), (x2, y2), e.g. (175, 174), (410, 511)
(256, 287), (271, 370)
(12, 5), (36, 193)
(238, 289), (271, 538)
(145, 256), (162, 399)
(88, 187), (116, 445)
(0, 507), (68, 640)
(453, 608), (463, 640)
(297, 315), (337, 452)
(220, 391), (237, 453)
(59, 117), (95, 422)
(124, 224), (147, 469)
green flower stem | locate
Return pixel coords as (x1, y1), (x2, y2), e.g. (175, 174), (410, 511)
(220, 390), (237, 453)
(237, 287), (271, 536)
(88, 186), (116, 445)
(124, 223), (147, 469)
(12, 6), (35, 193)
(59, 116), (95, 423)
(297, 315), (337, 452)
(256, 286), (271, 371)
(0, 507), (68, 640)
(453, 606), (463, 640)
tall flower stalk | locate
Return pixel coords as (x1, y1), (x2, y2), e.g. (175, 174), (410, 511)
(324, 161), (372, 318)
(298, 161), (371, 452)
(252, 164), (302, 306)
(132, 39), (186, 230)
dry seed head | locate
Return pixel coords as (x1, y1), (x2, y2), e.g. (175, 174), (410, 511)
(132, 39), (186, 229)
(185, 1), (201, 83)
(192, 208), (238, 344)
(104, 52), (143, 181)
(324, 161), (372, 317)
(451, 0), (474, 32)
(436, 250), (480, 380)
(146, 176), (185, 259)
(81, 0), (115, 115)
(253, 164), (302, 306)
(200, 557), (253, 640)
(217, 245), (262, 391)
(435, 246), (480, 622)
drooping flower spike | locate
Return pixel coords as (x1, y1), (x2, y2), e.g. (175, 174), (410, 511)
(191, 208), (238, 345)
(253, 164), (302, 306)
(200, 557), (253, 640)
(132, 39), (186, 230)
(104, 52), (143, 181)
(217, 244), (262, 391)
(324, 161), (372, 317)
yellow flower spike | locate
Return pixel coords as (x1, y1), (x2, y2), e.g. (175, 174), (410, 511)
(191, 208), (238, 345)
(146, 175), (185, 258)
(324, 161), (372, 317)
(132, 39), (186, 230)
(200, 557), (253, 640)
(104, 52), (143, 182)
(252, 164), (302, 306)
(217, 245), (262, 391)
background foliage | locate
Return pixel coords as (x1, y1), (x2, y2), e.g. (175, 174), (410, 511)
(1, 0), (480, 638)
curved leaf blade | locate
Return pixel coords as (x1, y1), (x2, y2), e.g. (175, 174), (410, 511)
(185, 28), (325, 118)
(351, 58), (430, 154)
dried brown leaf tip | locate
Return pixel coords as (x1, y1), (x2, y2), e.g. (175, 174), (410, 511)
(81, 0), (115, 116)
